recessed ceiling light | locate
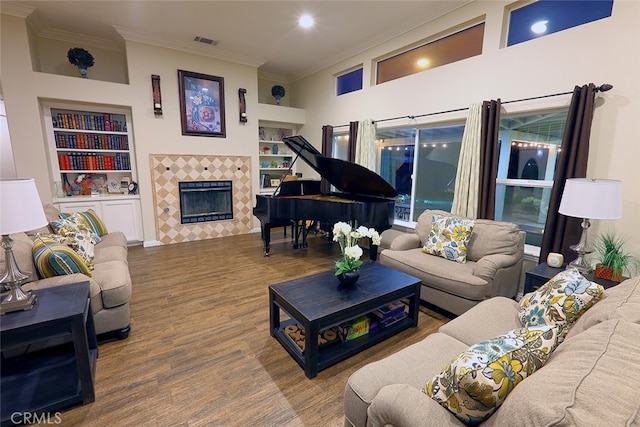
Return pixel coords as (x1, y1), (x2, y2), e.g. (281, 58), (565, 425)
(299, 14), (314, 29)
(531, 20), (549, 34)
(417, 58), (429, 67)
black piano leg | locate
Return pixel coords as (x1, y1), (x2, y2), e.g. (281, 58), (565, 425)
(369, 243), (379, 261)
(264, 226), (272, 257)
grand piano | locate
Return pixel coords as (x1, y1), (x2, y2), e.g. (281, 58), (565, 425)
(253, 135), (398, 256)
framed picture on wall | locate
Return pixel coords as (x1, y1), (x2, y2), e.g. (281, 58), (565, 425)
(178, 69), (226, 137)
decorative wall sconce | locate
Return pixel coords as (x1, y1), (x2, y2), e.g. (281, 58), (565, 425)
(151, 74), (163, 116)
(238, 88), (247, 123)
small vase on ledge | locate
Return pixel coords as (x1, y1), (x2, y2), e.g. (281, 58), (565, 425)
(336, 269), (359, 287)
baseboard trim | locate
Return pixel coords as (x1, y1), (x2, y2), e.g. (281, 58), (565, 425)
(143, 240), (161, 247)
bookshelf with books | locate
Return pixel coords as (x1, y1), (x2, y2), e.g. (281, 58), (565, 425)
(43, 102), (143, 243)
(45, 104), (135, 180)
(258, 124), (297, 195)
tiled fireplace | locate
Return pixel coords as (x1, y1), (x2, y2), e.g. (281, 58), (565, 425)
(150, 154), (252, 244)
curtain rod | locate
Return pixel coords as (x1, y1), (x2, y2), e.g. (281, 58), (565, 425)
(331, 83), (613, 129)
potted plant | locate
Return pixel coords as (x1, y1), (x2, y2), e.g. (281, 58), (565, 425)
(332, 222), (381, 286)
(271, 85), (286, 105)
(67, 47), (95, 78)
(593, 232), (640, 282)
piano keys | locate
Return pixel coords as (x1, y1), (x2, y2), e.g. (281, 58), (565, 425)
(253, 135), (397, 256)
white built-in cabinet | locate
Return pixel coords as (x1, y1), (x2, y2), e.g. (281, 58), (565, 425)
(54, 196), (143, 243)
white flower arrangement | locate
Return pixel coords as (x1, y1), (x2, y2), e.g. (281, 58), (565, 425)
(333, 221), (381, 276)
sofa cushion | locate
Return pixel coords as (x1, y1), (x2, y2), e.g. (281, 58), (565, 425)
(97, 231), (128, 249)
(425, 325), (560, 425)
(59, 209), (108, 237)
(484, 319), (640, 427)
(423, 214), (474, 263)
(32, 235), (92, 278)
(466, 220), (523, 262)
(344, 332), (469, 427)
(519, 268), (603, 341)
(566, 276), (640, 339)
(414, 209), (451, 245)
(381, 248), (488, 301)
(91, 260), (131, 308)
(438, 296), (521, 346)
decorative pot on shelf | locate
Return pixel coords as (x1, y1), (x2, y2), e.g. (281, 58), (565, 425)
(336, 269), (359, 286)
(594, 264), (623, 282)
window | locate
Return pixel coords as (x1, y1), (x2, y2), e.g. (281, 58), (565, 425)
(376, 23), (484, 85)
(332, 133), (350, 160)
(494, 110), (568, 246)
(378, 125), (463, 223)
(506, 0), (613, 47)
(336, 68), (363, 96)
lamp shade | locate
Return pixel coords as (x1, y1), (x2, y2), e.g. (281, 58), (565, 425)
(0, 178), (48, 235)
(558, 178), (622, 220)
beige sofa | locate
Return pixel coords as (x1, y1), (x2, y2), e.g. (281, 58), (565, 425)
(379, 210), (525, 315)
(4, 205), (132, 339)
(344, 275), (640, 426)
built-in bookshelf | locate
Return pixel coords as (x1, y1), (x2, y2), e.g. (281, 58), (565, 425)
(258, 125), (295, 194)
(44, 102), (137, 195)
(43, 102), (143, 243)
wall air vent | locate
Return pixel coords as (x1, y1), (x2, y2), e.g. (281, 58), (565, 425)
(194, 36), (218, 46)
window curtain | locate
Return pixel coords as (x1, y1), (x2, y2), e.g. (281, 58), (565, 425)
(348, 121), (358, 163)
(477, 99), (502, 220)
(539, 84), (596, 264)
(451, 103), (482, 219)
(321, 125), (333, 193)
(355, 119), (376, 170)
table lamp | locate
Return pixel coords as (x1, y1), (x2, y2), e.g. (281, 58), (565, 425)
(558, 178), (622, 272)
(0, 178), (48, 314)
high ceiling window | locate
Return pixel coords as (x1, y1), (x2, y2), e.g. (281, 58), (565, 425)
(376, 22), (484, 85)
(336, 67), (363, 96)
(506, 0), (614, 47)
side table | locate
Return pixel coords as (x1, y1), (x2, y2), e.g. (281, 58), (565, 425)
(524, 263), (626, 294)
(1, 282), (97, 426)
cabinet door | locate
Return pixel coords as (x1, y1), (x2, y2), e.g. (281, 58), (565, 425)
(56, 201), (103, 216)
(101, 199), (143, 243)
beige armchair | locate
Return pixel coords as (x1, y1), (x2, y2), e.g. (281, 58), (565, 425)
(379, 210), (525, 315)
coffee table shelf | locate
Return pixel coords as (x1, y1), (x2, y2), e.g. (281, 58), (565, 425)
(269, 262), (421, 378)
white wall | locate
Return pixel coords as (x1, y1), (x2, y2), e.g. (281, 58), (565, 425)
(293, 0), (640, 259)
(1, 13), (261, 244)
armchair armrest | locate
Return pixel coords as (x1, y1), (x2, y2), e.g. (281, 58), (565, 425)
(389, 233), (422, 251)
(367, 384), (463, 427)
(473, 254), (520, 282)
(23, 273), (103, 310)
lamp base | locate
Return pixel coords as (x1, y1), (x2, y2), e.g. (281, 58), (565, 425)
(1, 286), (36, 314)
(566, 217), (594, 274)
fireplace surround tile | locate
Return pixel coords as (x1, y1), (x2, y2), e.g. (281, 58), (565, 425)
(151, 154), (252, 244)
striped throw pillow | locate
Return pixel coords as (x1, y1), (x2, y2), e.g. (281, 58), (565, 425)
(32, 235), (92, 278)
(59, 210), (108, 237)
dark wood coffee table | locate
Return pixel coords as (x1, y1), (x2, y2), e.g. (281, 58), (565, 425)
(269, 261), (421, 378)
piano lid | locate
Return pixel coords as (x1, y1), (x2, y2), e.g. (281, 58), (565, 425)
(283, 135), (398, 198)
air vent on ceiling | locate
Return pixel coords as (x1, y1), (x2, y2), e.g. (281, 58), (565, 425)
(194, 36), (218, 46)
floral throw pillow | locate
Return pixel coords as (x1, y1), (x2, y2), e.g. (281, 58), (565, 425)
(424, 325), (560, 425)
(422, 214), (474, 263)
(518, 268), (604, 342)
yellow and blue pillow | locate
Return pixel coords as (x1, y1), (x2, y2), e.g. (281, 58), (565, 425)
(58, 210), (108, 237)
(423, 214), (474, 263)
(32, 235), (92, 278)
(424, 325), (560, 424)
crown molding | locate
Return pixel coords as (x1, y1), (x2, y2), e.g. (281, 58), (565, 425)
(0, 2), (35, 18)
(257, 71), (290, 84)
(114, 26), (265, 68)
(38, 27), (124, 52)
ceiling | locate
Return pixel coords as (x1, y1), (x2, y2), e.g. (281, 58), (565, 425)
(2, 0), (472, 81)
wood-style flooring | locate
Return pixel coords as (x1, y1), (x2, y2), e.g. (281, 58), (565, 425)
(59, 231), (451, 426)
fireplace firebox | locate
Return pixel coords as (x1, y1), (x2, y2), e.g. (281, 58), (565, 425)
(179, 181), (233, 224)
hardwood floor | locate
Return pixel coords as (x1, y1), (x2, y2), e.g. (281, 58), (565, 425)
(60, 231), (451, 426)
